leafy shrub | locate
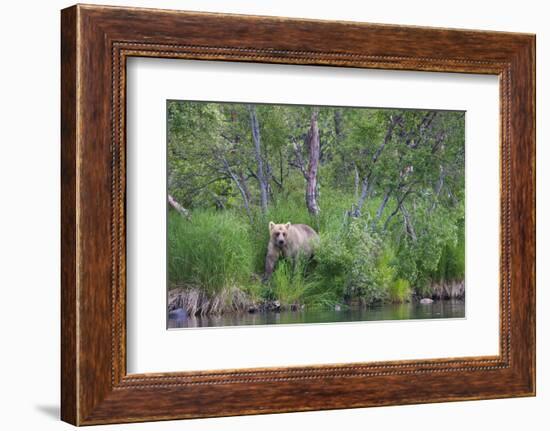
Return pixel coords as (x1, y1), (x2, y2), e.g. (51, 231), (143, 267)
(314, 217), (399, 306)
(394, 206), (464, 296)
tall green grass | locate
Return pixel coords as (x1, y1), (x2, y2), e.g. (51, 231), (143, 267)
(271, 260), (309, 306)
(269, 257), (341, 309)
(168, 210), (255, 296)
(433, 224), (465, 282)
(389, 279), (411, 303)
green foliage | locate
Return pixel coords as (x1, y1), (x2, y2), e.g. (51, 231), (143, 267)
(270, 259), (309, 306)
(340, 220), (388, 304)
(432, 219), (465, 282)
(313, 219), (401, 306)
(269, 255), (342, 309)
(167, 210), (255, 296)
(394, 204), (464, 296)
(389, 279), (412, 303)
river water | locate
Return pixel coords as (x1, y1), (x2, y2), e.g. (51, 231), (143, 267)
(168, 299), (465, 329)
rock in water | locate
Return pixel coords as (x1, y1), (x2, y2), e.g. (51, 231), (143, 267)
(168, 308), (187, 321)
(420, 298), (434, 304)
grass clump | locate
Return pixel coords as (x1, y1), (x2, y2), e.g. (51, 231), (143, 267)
(389, 278), (411, 303)
(168, 210), (254, 296)
(270, 259), (308, 307)
(268, 255), (341, 310)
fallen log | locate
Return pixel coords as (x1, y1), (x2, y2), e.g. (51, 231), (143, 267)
(168, 194), (191, 219)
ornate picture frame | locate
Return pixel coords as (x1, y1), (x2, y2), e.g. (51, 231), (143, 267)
(61, 4), (535, 425)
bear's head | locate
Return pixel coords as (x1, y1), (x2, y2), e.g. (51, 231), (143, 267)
(269, 221), (291, 248)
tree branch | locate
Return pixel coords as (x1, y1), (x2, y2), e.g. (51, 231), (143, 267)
(400, 203), (417, 241)
(290, 137), (308, 180)
(383, 184), (415, 230)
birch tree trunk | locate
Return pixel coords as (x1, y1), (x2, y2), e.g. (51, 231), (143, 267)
(248, 105), (269, 214)
(168, 194), (190, 219)
(305, 109), (321, 216)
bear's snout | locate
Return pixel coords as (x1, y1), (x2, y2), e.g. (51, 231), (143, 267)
(274, 231), (286, 247)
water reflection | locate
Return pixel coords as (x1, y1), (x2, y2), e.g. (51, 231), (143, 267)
(168, 299), (465, 329)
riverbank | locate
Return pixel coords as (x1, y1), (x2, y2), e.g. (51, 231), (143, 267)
(167, 286), (305, 317)
(168, 283), (465, 328)
(168, 298), (465, 329)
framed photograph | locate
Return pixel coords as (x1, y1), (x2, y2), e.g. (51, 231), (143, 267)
(61, 4), (535, 425)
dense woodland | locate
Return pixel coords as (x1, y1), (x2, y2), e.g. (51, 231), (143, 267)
(167, 101), (465, 316)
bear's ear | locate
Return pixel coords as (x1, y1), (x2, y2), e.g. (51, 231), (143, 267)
(285, 222), (291, 228)
(269, 221), (275, 231)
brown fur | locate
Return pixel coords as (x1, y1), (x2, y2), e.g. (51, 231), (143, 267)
(263, 221), (319, 281)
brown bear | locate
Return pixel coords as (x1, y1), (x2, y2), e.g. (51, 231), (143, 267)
(263, 221), (319, 281)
